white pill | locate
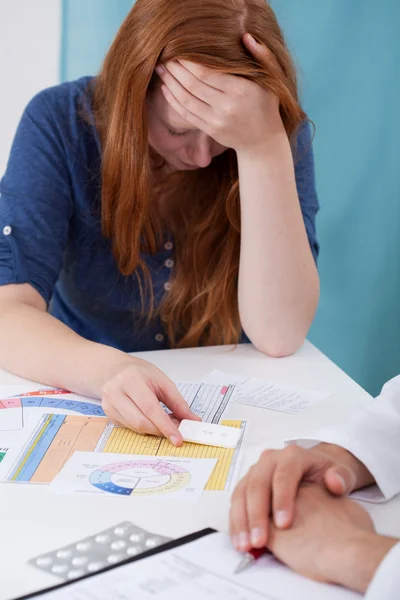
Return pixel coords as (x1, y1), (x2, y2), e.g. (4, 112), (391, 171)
(67, 569), (85, 580)
(56, 549), (72, 559)
(107, 554), (123, 564)
(76, 541), (91, 552)
(51, 564), (69, 575)
(126, 546), (140, 556)
(87, 562), (105, 572)
(111, 540), (127, 551)
(36, 556), (53, 567)
(95, 534), (110, 544)
(145, 537), (160, 548)
(114, 525), (129, 536)
(72, 556), (89, 567)
(129, 533), (144, 543)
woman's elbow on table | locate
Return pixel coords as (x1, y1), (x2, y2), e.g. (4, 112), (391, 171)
(247, 332), (305, 358)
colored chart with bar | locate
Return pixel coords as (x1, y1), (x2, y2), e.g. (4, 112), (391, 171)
(98, 419), (244, 491)
(0, 398), (22, 409)
(5, 414), (245, 491)
(7, 415), (108, 484)
(89, 459), (191, 496)
(0, 398), (23, 431)
(10, 396), (105, 416)
(2, 383), (234, 423)
(0, 389), (105, 432)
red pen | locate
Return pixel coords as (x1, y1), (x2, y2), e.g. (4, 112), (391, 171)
(234, 547), (269, 574)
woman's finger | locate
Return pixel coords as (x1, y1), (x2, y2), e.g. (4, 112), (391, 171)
(242, 33), (282, 75)
(229, 477), (251, 552)
(156, 64), (212, 124)
(132, 385), (185, 446)
(154, 373), (201, 423)
(169, 415), (181, 428)
(178, 60), (232, 92)
(104, 388), (162, 436)
(160, 85), (209, 133)
(163, 60), (222, 105)
(102, 403), (125, 428)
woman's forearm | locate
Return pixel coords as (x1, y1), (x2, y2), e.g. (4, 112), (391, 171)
(237, 131), (319, 356)
(0, 301), (133, 397)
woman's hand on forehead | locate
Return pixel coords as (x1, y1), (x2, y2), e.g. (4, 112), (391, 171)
(155, 34), (285, 153)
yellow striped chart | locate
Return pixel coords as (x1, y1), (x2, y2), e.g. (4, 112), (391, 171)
(6, 415), (246, 491)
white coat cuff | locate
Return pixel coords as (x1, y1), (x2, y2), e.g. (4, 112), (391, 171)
(365, 542), (400, 599)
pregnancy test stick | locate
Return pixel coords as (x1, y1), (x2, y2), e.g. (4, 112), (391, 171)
(178, 420), (242, 449)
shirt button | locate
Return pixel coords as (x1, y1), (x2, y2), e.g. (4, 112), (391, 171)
(155, 333), (164, 342)
(165, 259), (174, 268)
(2, 225), (12, 236)
(163, 282), (172, 292)
(164, 241), (173, 251)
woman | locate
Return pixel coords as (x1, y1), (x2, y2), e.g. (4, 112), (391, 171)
(0, 0), (319, 444)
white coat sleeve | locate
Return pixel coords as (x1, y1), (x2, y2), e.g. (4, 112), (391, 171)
(289, 375), (400, 500)
(365, 542), (400, 599)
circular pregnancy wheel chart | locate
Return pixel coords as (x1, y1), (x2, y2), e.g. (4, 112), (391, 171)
(89, 459), (191, 496)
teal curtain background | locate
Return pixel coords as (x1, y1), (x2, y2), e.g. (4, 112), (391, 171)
(60, 0), (133, 81)
(60, 0), (400, 396)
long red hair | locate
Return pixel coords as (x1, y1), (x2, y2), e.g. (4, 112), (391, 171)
(92, 0), (306, 348)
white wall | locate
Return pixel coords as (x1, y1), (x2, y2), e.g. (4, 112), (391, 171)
(0, 0), (62, 176)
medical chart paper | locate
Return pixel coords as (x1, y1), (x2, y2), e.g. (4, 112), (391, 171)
(0, 380), (235, 429)
(50, 452), (217, 502)
(0, 412), (246, 492)
(20, 531), (360, 600)
(205, 370), (331, 415)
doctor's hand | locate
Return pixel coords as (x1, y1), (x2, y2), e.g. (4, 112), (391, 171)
(229, 443), (374, 551)
(100, 357), (200, 445)
(265, 484), (396, 595)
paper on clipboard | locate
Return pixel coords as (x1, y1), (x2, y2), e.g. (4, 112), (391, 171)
(21, 531), (360, 600)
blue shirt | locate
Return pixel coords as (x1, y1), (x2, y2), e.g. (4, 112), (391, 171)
(0, 77), (319, 352)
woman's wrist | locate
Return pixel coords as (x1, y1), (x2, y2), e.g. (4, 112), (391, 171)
(236, 127), (292, 166)
(74, 341), (139, 398)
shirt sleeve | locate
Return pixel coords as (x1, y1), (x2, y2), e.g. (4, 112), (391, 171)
(0, 88), (73, 305)
(365, 542), (400, 600)
(293, 121), (320, 264)
(287, 375), (400, 501)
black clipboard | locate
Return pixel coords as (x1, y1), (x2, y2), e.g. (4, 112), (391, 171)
(12, 528), (217, 600)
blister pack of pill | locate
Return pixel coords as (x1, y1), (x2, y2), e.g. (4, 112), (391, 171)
(29, 521), (171, 581)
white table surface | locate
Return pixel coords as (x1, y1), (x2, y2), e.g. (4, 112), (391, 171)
(1, 342), (399, 599)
